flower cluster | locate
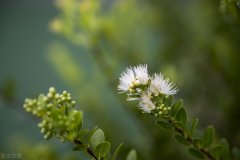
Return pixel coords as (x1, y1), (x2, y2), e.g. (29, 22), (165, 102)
(118, 64), (178, 114)
(23, 87), (82, 139)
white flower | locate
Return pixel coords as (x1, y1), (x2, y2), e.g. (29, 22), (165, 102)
(118, 64), (149, 93)
(150, 73), (178, 95)
(139, 90), (156, 113)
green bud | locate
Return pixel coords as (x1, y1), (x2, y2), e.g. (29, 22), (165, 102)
(41, 128), (46, 134)
(48, 124), (53, 129)
(47, 93), (53, 98)
(62, 91), (67, 96)
(55, 93), (60, 98)
(26, 108), (31, 112)
(129, 88), (135, 93)
(133, 79), (140, 86)
(38, 123), (43, 128)
(71, 101), (76, 106)
(44, 132), (51, 139)
(43, 96), (48, 102)
(49, 87), (56, 93)
(129, 83), (134, 88)
(32, 110), (37, 115)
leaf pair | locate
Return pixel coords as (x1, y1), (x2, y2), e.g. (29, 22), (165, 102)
(91, 129), (110, 159)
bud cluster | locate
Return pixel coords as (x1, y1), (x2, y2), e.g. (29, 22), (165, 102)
(23, 87), (82, 139)
(154, 104), (171, 117)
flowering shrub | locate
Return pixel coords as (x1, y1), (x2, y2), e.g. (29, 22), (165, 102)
(23, 64), (240, 160)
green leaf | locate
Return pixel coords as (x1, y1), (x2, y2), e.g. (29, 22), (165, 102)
(86, 126), (98, 142)
(191, 118), (198, 135)
(202, 125), (215, 147)
(155, 120), (172, 129)
(219, 138), (230, 160)
(172, 99), (183, 116)
(126, 150), (137, 160)
(75, 111), (83, 131)
(175, 108), (187, 125)
(95, 142), (110, 158)
(174, 134), (189, 146)
(111, 143), (123, 160)
(90, 129), (105, 150)
(77, 129), (89, 139)
(210, 145), (223, 159)
(193, 138), (203, 149)
(188, 148), (204, 159)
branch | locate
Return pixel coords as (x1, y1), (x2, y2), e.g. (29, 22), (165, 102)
(74, 139), (98, 160)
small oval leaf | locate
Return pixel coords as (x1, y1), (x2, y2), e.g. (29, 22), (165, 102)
(174, 134), (190, 146)
(171, 99), (183, 116)
(95, 142), (110, 158)
(191, 118), (198, 135)
(91, 129), (105, 150)
(126, 149), (137, 160)
(202, 125), (215, 147)
(210, 145), (222, 159)
(155, 120), (172, 129)
(188, 148), (204, 159)
(175, 108), (187, 125)
(219, 138), (230, 159)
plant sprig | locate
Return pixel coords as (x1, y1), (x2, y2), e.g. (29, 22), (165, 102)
(23, 87), (136, 160)
(155, 97), (230, 160)
(118, 64), (240, 160)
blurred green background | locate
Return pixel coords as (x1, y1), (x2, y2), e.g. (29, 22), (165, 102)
(0, 0), (240, 159)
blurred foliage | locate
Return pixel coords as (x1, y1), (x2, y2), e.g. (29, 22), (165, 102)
(18, 142), (82, 160)
(20, 143), (59, 160)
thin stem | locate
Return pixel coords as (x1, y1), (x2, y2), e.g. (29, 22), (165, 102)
(74, 139), (99, 160)
(166, 117), (216, 160)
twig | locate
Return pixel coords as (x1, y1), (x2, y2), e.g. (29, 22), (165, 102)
(74, 139), (99, 160)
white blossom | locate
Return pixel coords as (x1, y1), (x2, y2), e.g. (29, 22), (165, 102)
(139, 90), (156, 113)
(118, 64), (149, 93)
(150, 73), (178, 96)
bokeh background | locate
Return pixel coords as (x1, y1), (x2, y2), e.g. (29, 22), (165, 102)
(0, 0), (240, 159)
